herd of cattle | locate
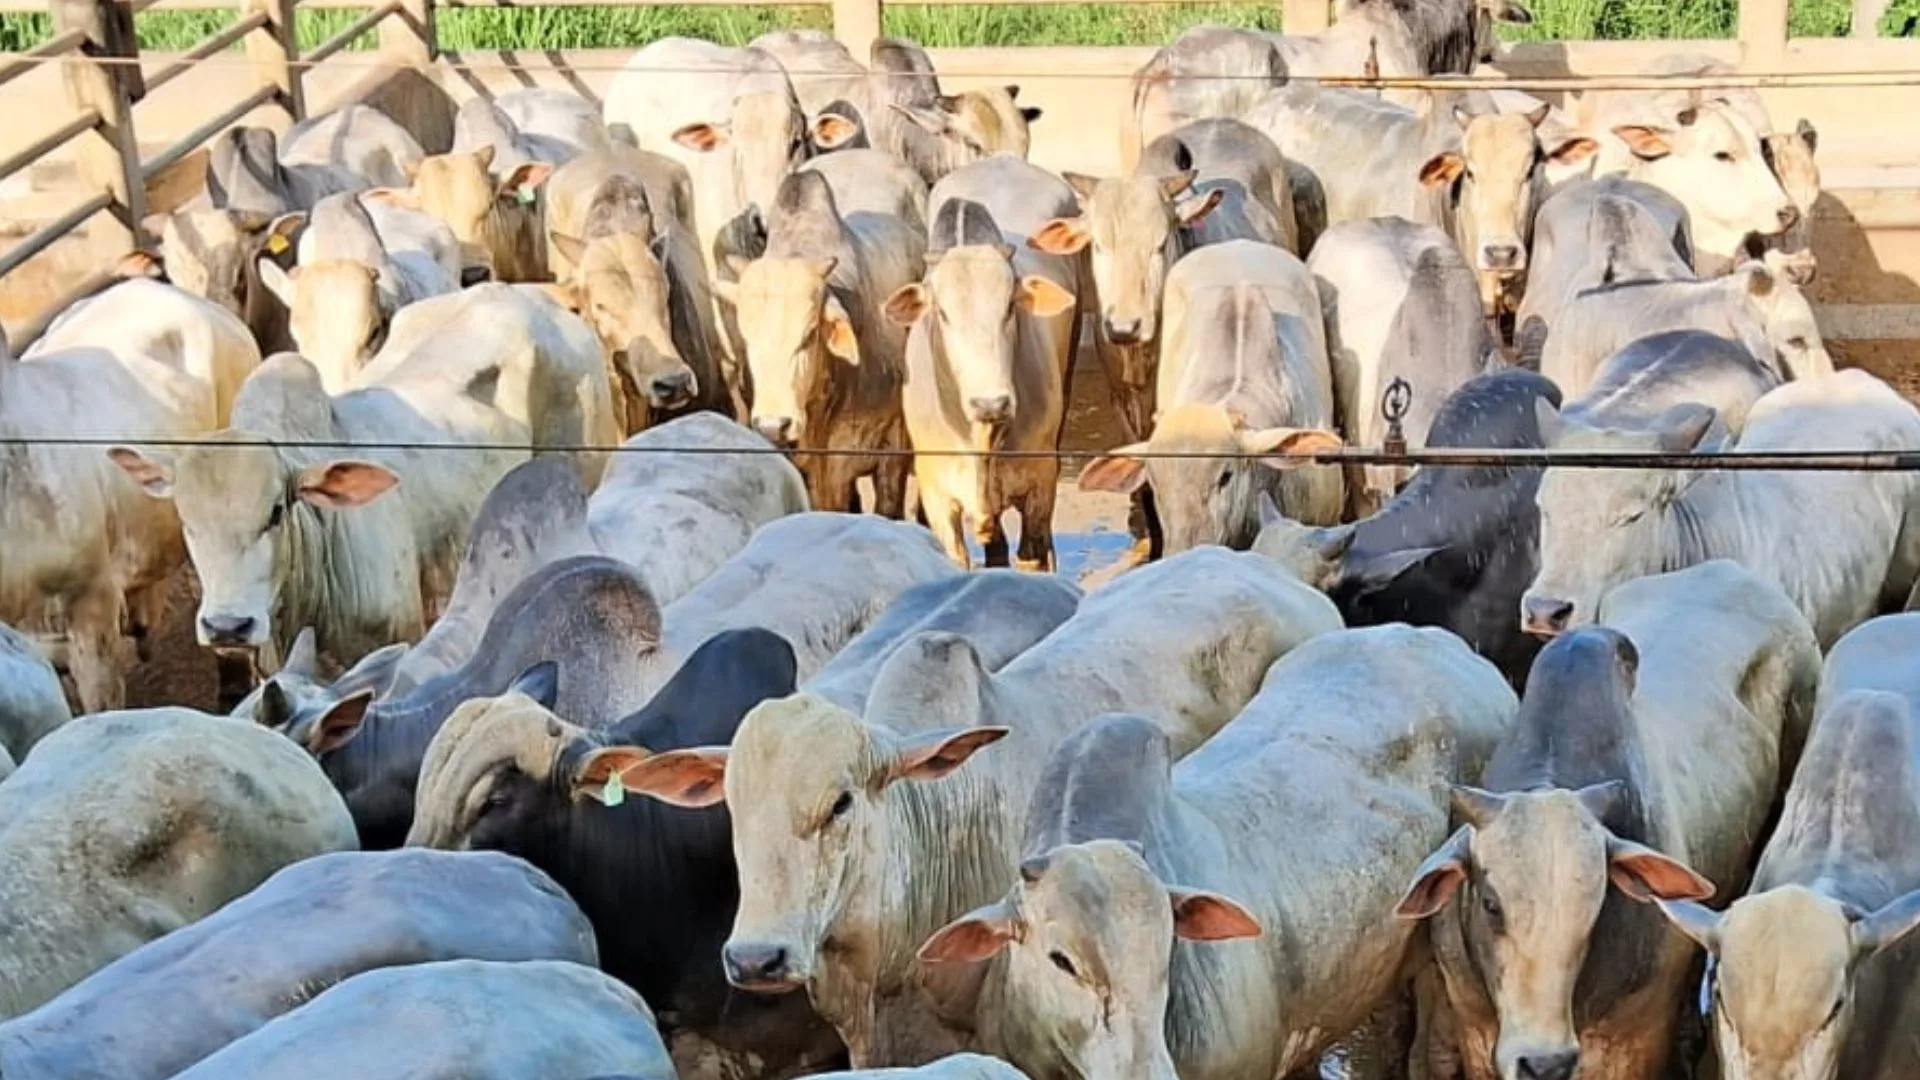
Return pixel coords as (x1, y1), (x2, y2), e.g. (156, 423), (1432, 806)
(0, 0), (1914, 1076)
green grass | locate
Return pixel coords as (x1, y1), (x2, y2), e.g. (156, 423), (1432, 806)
(0, 0), (1913, 53)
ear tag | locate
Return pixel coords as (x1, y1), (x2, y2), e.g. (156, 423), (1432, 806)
(600, 772), (626, 807)
(516, 186), (538, 207)
(265, 233), (291, 255)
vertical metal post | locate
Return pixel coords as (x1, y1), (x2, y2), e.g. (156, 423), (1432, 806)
(245, 0), (304, 123)
(50, 0), (147, 247)
(381, 0), (436, 66)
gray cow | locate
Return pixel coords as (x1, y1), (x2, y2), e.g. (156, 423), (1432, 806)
(0, 709), (357, 1020)
(621, 546), (1341, 1066)
(1562, 329), (1779, 438)
(816, 1054), (1033, 1078)
(1652, 613), (1920, 1080)
(453, 89), (611, 177)
(1400, 561), (1819, 1080)
(1079, 240), (1343, 550)
(922, 625), (1514, 1080)
(0, 849), (596, 1080)
(170, 960), (672, 1080)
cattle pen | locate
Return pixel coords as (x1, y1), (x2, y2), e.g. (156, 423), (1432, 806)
(0, 0), (1916, 375)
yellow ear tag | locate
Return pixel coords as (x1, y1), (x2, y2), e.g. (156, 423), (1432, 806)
(265, 233), (290, 256)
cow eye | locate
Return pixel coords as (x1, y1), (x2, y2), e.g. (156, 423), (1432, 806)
(478, 787), (512, 818)
(829, 791), (854, 819)
(1714, 151), (1735, 163)
(1215, 469), (1233, 491)
(1787, 336), (1808, 349)
(1824, 995), (1845, 1027)
(1479, 890), (1505, 930)
(1049, 950), (1078, 977)
(264, 502), (285, 534)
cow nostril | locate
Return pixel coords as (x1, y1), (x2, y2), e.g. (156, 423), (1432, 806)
(1484, 244), (1521, 269)
(722, 943), (790, 986)
(1522, 597), (1575, 636)
(650, 371), (694, 404)
(1104, 317), (1142, 344)
(1517, 1051), (1579, 1080)
(753, 416), (795, 446)
(1777, 205), (1800, 230)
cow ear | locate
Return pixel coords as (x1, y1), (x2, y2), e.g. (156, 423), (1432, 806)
(888, 103), (948, 137)
(671, 121), (727, 153)
(108, 446), (175, 498)
(1495, 0), (1535, 23)
(1606, 835), (1715, 903)
(1397, 826), (1473, 919)
(498, 162), (553, 205)
(307, 689), (374, 756)
(1653, 404), (1716, 454)
(1612, 125), (1674, 161)
(258, 680), (295, 730)
(1175, 188), (1224, 227)
(1078, 447), (1148, 494)
(1744, 261), (1776, 299)
(256, 258), (297, 308)
(1654, 899), (1725, 952)
(1016, 275), (1076, 319)
(1794, 117), (1818, 153)
(508, 661), (559, 711)
(1021, 106), (1043, 123)
(1419, 152), (1466, 188)
(471, 145), (497, 172)
(1029, 217), (1090, 256)
(822, 296), (861, 363)
(920, 898), (1022, 964)
(811, 112), (861, 150)
(1169, 887), (1263, 941)
(567, 745), (649, 805)
(297, 461), (399, 510)
(887, 726), (1011, 785)
(538, 281), (584, 315)
(1351, 545), (1444, 587)
(1533, 396), (1565, 446)
(1241, 427), (1342, 469)
(362, 186), (418, 210)
(1574, 778), (1628, 822)
(548, 230), (589, 268)
(610, 746), (730, 808)
(261, 211), (306, 257)
(1548, 136), (1599, 166)
(1062, 171), (1101, 202)
(884, 282), (930, 327)
(1851, 888), (1920, 961)
(1451, 785), (1509, 827)
(281, 626), (320, 679)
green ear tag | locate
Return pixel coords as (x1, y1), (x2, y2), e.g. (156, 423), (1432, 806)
(516, 186), (538, 207)
(601, 773), (626, 807)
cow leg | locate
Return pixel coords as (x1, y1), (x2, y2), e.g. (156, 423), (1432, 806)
(125, 578), (171, 664)
(67, 585), (127, 713)
(871, 455), (910, 520)
(1015, 483), (1056, 573)
(807, 463), (853, 512)
(975, 511), (1009, 569)
(1410, 963), (1463, 1080)
(926, 496), (972, 569)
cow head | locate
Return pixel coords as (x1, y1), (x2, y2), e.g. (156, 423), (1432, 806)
(921, 840), (1259, 1080)
(551, 228), (697, 417)
(372, 147), (551, 281)
(1656, 883), (1920, 1080)
(256, 256), (389, 392)
(1032, 171), (1220, 347)
(1421, 104), (1596, 312)
(148, 208), (291, 319)
(1397, 635), (1713, 1080)
(1612, 101), (1796, 264)
(888, 239), (1073, 445)
(622, 689), (1008, 1002)
(108, 359), (403, 656)
(715, 254), (852, 450)
(1522, 399), (1715, 638)
(1732, 256), (1834, 382)
(1081, 403), (1341, 553)
(403, 668), (586, 852)
(891, 87), (1038, 181)
(673, 85), (811, 228)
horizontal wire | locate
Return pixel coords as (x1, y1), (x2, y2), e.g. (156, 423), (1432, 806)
(7, 433), (1920, 470)
(2, 44), (1920, 88)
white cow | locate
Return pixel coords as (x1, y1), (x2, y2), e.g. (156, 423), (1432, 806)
(110, 283), (612, 668)
(921, 625), (1514, 1080)
(1525, 369), (1920, 647)
(620, 547), (1342, 1066)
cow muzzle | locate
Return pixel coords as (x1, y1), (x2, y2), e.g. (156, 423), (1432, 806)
(1103, 315), (1146, 345)
(721, 941), (805, 994)
(1511, 1048), (1579, 1080)
(1520, 595), (1575, 638)
(1481, 243), (1524, 271)
(967, 394), (1016, 426)
(753, 415), (798, 449)
(199, 612), (265, 650)
(648, 369), (697, 411)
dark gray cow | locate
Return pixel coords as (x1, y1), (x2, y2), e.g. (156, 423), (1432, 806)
(170, 960), (673, 1080)
(1253, 368), (1562, 686)
(1653, 613), (1920, 1080)
(0, 850), (596, 1080)
(1563, 329), (1779, 437)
